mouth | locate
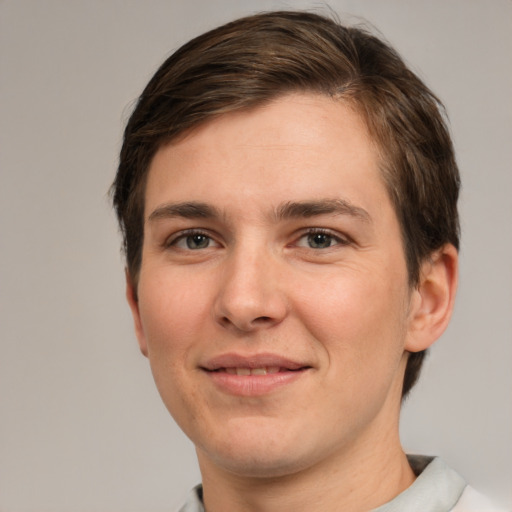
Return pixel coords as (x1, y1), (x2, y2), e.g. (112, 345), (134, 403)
(209, 366), (308, 376)
(201, 352), (310, 373)
(200, 353), (312, 396)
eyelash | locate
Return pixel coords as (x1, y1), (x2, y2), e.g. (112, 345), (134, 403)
(164, 229), (218, 250)
(294, 228), (350, 249)
(165, 227), (351, 252)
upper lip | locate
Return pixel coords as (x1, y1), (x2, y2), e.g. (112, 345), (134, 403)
(200, 353), (310, 371)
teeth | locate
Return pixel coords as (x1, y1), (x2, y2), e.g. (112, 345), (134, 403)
(223, 367), (283, 376)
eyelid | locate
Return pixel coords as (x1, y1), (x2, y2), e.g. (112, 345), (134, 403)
(162, 226), (351, 250)
(293, 227), (351, 248)
(164, 228), (221, 249)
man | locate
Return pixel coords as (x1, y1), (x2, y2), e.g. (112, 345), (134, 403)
(111, 11), (503, 512)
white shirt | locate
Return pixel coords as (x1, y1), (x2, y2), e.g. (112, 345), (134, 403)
(178, 456), (507, 511)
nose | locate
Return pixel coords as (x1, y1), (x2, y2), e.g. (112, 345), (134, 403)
(213, 247), (288, 333)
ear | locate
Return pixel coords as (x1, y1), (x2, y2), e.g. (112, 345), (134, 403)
(405, 244), (458, 352)
(125, 269), (149, 357)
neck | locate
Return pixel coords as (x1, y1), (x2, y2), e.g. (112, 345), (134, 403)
(197, 420), (415, 512)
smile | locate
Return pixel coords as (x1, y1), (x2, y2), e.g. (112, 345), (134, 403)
(213, 366), (296, 376)
(200, 353), (312, 396)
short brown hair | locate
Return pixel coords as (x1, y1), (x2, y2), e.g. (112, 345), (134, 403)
(111, 10), (460, 398)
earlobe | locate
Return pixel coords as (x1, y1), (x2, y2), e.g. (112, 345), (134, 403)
(125, 269), (149, 357)
(405, 244), (458, 353)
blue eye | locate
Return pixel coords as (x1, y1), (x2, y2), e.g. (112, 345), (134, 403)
(296, 230), (347, 249)
(185, 234), (211, 249)
(307, 233), (335, 249)
(169, 231), (218, 250)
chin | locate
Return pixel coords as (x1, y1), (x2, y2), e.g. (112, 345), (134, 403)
(208, 449), (312, 479)
(196, 423), (324, 479)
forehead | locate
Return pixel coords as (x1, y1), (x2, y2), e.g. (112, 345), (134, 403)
(144, 93), (388, 219)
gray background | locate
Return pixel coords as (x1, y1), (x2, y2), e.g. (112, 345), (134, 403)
(1, 1), (511, 511)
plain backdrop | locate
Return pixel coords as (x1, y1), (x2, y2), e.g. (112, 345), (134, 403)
(1, 1), (511, 511)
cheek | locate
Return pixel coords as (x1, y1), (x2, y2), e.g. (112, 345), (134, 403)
(135, 270), (216, 417)
(136, 272), (213, 424)
(294, 267), (409, 379)
(138, 271), (213, 353)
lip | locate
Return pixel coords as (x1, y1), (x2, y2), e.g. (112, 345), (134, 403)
(200, 352), (312, 397)
(202, 352), (308, 371)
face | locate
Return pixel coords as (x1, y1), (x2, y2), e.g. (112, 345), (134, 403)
(129, 93), (421, 478)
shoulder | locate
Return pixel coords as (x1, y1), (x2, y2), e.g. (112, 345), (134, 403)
(177, 484), (204, 512)
(451, 486), (509, 512)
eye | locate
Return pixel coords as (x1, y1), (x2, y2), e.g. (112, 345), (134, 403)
(295, 229), (348, 249)
(167, 230), (219, 250)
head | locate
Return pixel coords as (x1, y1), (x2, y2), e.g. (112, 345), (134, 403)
(112, 11), (459, 399)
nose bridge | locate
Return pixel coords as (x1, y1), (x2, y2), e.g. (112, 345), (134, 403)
(214, 237), (286, 332)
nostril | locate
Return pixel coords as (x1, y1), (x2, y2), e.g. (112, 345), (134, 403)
(253, 316), (272, 323)
(219, 315), (273, 331)
(220, 316), (232, 327)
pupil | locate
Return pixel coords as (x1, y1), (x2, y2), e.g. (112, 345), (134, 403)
(187, 234), (209, 249)
(309, 233), (331, 248)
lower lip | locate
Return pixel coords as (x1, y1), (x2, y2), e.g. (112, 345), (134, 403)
(204, 369), (308, 397)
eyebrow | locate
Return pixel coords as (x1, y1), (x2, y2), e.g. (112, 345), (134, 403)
(275, 199), (372, 223)
(147, 198), (371, 224)
(148, 201), (221, 222)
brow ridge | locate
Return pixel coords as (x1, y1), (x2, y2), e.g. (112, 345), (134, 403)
(275, 199), (371, 222)
(148, 198), (371, 224)
(148, 201), (220, 222)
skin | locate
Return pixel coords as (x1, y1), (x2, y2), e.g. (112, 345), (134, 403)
(127, 93), (458, 512)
